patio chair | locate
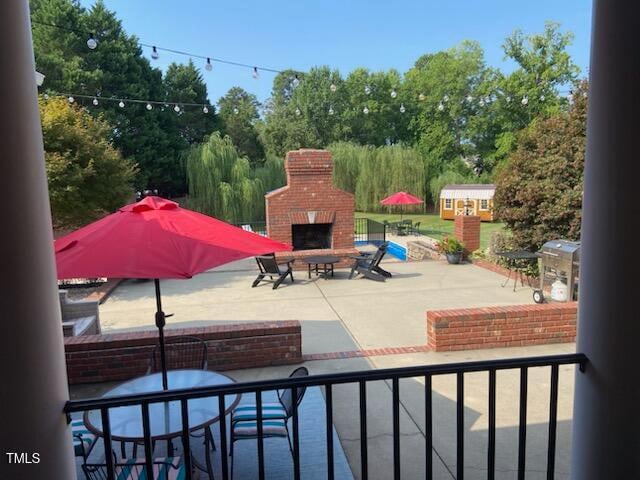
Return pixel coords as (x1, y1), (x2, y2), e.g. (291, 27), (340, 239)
(411, 221), (421, 235)
(82, 456), (186, 480)
(252, 253), (294, 290)
(349, 242), (392, 281)
(146, 336), (208, 374)
(71, 418), (97, 468)
(229, 366), (309, 479)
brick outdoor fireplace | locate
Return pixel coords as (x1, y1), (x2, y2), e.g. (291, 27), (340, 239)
(266, 149), (358, 267)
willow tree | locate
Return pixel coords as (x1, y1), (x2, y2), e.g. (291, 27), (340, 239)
(185, 133), (284, 222)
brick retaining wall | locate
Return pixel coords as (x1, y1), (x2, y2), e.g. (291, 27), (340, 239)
(426, 303), (577, 351)
(65, 321), (302, 384)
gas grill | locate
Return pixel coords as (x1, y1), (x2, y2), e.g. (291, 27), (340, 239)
(533, 239), (580, 303)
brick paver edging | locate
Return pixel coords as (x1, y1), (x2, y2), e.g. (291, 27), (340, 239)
(303, 345), (431, 361)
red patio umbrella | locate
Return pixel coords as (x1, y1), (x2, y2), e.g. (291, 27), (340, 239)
(55, 196), (291, 389)
(380, 191), (424, 220)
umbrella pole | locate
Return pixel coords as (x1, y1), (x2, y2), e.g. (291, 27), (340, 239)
(154, 279), (169, 390)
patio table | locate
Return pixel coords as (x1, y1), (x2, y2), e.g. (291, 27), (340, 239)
(84, 369), (241, 477)
(304, 255), (340, 279)
(495, 250), (540, 291)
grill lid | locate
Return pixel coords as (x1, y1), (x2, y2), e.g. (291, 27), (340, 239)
(541, 239), (581, 255)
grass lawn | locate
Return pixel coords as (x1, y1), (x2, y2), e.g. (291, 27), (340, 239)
(356, 211), (507, 250)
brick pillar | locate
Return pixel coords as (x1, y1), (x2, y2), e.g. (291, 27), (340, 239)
(454, 215), (481, 253)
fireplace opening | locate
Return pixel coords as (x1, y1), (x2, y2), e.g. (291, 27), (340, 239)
(292, 223), (332, 250)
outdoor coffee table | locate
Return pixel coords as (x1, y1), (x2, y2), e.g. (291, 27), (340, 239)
(304, 255), (340, 279)
(84, 369), (241, 478)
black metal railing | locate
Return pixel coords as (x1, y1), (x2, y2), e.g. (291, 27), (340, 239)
(65, 353), (586, 480)
(355, 218), (386, 244)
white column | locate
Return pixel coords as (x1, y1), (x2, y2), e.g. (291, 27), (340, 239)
(571, 1), (640, 478)
(0, 1), (76, 478)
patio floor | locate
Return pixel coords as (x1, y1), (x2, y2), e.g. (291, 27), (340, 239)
(98, 256), (534, 355)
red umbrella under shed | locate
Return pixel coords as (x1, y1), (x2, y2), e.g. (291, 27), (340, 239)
(380, 191), (424, 219)
(55, 196), (291, 389)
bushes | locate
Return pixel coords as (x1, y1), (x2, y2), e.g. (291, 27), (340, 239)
(185, 133), (285, 222)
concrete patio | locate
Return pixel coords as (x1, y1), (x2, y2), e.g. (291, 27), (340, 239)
(99, 256), (534, 355)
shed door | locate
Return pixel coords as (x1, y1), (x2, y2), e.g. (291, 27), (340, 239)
(455, 199), (476, 216)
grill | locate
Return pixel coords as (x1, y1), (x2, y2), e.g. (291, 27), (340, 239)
(533, 239), (580, 303)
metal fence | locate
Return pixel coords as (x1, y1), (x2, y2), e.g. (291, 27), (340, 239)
(65, 353), (586, 480)
(354, 218), (386, 244)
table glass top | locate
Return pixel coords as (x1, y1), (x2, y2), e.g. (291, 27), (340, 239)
(85, 369), (240, 440)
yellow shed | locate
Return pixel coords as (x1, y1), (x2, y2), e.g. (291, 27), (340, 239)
(439, 184), (496, 222)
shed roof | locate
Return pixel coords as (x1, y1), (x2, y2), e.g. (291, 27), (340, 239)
(440, 184), (496, 200)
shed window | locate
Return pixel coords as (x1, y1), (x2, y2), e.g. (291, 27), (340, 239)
(444, 198), (453, 210)
(479, 199), (489, 210)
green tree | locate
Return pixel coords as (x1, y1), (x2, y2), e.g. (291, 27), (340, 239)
(217, 87), (265, 163)
(494, 80), (587, 250)
(41, 96), (137, 227)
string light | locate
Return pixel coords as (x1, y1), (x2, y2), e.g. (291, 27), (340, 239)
(363, 106), (369, 114)
(233, 107), (239, 115)
(539, 94), (546, 101)
(146, 103), (153, 110)
(437, 102), (444, 111)
(118, 100), (125, 108)
(479, 99), (485, 107)
(328, 106), (334, 115)
(252, 67), (260, 79)
(205, 58), (213, 71)
(86, 34), (98, 50)
(330, 83), (337, 92)
(505, 96), (512, 103)
(203, 106), (209, 113)
(390, 89), (397, 99)
(521, 96), (529, 105)
(174, 105), (180, 113)
(92, 97), (99, 106)
(399, 103), (406, 113)
(443, 94), (450, 102)
(418, 93), (426, 101)
(292, 74), (300, 88)
(68, 96), (74, 103)
(295, 107), (301, 116)
(466, 95), (473, 103)
(364, 85), (371, 95)
(151, 46), (159, 60)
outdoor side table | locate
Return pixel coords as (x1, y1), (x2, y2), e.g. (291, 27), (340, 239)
(84, 369), (241, 478)
(495, 250), (540, 291)
(304, 255), (340, 279)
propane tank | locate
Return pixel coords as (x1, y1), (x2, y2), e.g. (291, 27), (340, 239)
(551, 280), (568, 302)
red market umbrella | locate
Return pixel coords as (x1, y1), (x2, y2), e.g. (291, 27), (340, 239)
(380, 191), (424, 220)
(55, 196), (291, 389)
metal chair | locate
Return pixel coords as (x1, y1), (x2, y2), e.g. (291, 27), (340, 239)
(229, 367), (309, 479)
(82, 456), (186, 480)
(146, 336), (208, 374)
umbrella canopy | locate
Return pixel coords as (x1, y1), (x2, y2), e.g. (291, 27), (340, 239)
(55, 196), (291, 279)
(380, 191), (424, 206)
(55, 196), (291, 389)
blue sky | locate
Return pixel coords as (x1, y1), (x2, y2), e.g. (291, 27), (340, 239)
(79, 0), (592, 104)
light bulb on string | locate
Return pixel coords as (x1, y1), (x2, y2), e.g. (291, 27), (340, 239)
(151, 46), (159, 60)
(68, 96), (75, 103)
(363, 106), (369, 115)
(364, 85), (371, 95)
(203, 106), (209, 114)
(443, 94), (450, 102)
(87, 34), (98, 50)
(399, 103), (406, 113)
(233, 107), (239, 115)
(252, 67), (260, 79)
(390, 89), (397, 99)
(521, 96), (529, 106)
(539, 94), (546, 101)
(92, 97), (99, 106)
(418, 93), (426, 101)
(43, 93), (49, 100)
(330, 83), (337, 93)
(295, 107), (301, 116)
(328, 106), (334, 115)
(505, 96), (511, 103)
(437, 103), (444, 112)
(205, 58), (213, 71)
(466, 95), (473, 103)
(118, 100), (125, 108)
(174, 105), (181, 113)
(292, 75), (300, 88)
(479, 99), (485, 107)
(485, 96), (491, 104)
(146, 103), (153, 110)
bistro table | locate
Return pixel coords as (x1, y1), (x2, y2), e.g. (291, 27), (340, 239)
(84, 369), (241, 478)
(495, 250), (540, 291)
(304, 255), (340, 279)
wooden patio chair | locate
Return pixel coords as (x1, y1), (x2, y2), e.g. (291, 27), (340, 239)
(349, 242), (392, 281)
(252, 253), (294, 290)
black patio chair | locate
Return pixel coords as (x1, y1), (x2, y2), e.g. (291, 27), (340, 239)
(411, 221), (421, 235)
(229, 366), (309, 479)
(146, 336), (208, 374)
(252, 253), (294, 290)
(349, 242), (392, 281)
